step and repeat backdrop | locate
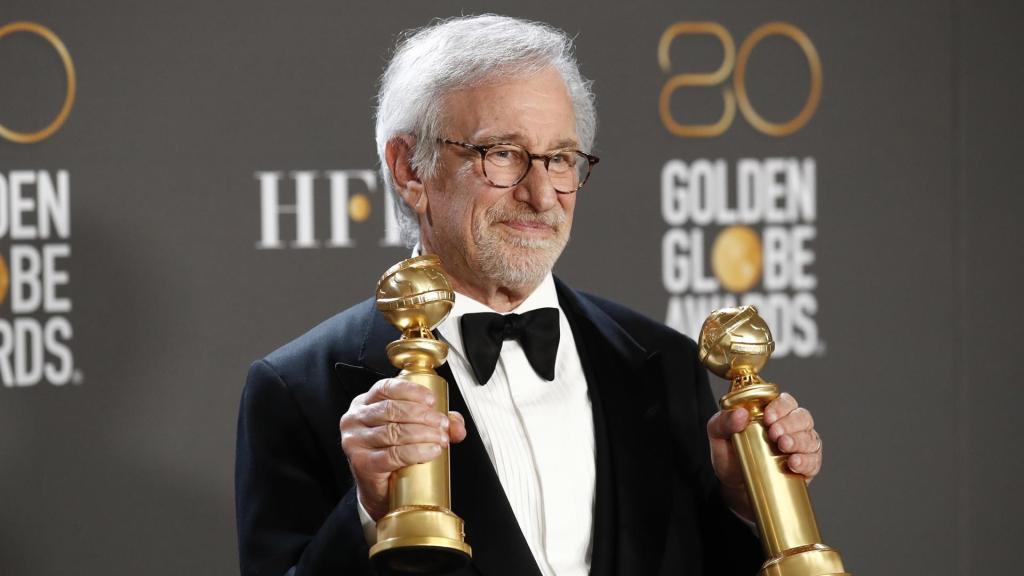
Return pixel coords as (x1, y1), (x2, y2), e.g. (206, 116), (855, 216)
(1, 1), (1021, 574)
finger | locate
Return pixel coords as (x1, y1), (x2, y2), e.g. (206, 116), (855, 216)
(365, 378), (436, 406)
(359, 399), (448, 428)
(364, 442), (444, 474)
(787, 451), (822, 479)
(348, 390), (370, 410)
(448, 411), (468, 443)
(360, 422), (450, 449)
(763, 392), (798, 425)
(707, 408), (750, 440)
(776, 429), (822, 454)
(767, 407), (815, 441)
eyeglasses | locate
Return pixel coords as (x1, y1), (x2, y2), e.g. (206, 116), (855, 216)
(438, 138), (599, 194)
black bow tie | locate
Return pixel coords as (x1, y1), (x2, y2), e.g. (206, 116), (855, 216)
(459, 308), (560, 385)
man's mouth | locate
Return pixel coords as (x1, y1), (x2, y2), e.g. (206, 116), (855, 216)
(500, 219), (555, 233)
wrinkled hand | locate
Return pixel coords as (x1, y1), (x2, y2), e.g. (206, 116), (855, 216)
(706, 392), (823, 521)
(340, 378), (467, 521)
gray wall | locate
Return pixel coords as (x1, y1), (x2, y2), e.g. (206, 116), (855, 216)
(0, 1), (1021, 574)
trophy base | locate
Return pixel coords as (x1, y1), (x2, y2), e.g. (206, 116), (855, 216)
(760, 543), (850, 576)
(371, 544), (471, 576)
(369, 506), (472, 575)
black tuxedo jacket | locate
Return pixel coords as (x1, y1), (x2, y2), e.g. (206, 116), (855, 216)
(236, 278), (762, 576)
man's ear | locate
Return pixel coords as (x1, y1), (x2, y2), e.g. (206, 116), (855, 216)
(385, 136), (428, 216)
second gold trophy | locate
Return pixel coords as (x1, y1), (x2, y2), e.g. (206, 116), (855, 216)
(369, 255), (472, 574)
(699, 306), (849, 576)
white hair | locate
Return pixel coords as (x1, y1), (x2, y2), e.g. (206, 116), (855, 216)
(375, 14), (597, 247)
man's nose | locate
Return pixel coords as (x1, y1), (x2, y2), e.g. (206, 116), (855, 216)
(514, 158), (559, 212)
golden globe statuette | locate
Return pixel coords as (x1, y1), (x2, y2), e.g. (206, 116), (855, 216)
(370, 255), (472, 574)
(698, 306), (850, 576)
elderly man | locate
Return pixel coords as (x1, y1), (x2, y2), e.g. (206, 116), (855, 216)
(236, 14), (824, 576)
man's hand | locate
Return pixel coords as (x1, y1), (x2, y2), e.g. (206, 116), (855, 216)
(706, 392), (823, 521)
(340, 378), (467, 521)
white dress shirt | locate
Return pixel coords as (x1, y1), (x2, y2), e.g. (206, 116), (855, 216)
(359, 272), (596, 576)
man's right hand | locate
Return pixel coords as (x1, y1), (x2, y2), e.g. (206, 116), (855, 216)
(339, 378), (467, 521)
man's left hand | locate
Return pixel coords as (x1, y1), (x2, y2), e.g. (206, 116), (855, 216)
(705, 392), (823, 522)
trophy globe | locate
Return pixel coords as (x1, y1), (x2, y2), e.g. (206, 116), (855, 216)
(698, 305), (775, 382)
(376, 255), (455, 337)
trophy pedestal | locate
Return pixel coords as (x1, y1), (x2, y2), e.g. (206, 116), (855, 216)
(370, 506), (471, 575)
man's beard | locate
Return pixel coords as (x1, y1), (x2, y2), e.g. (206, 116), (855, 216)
(471, 200), (569, 290)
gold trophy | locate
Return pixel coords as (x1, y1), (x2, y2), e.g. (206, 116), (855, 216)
(698, 306), (849, 576)
(370, 255), (472, 574)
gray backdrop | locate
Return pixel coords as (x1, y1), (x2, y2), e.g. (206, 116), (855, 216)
(1, 1), (1022, 574)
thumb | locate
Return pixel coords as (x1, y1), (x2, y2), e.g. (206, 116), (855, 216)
(707, 407), (751, 491)
(707, 407), (750, 441)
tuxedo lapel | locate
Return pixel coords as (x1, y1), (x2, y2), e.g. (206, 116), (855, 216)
(335, 304), (542, 576)
(555, 279), (671, 576)
(332, 302), (401, 395)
